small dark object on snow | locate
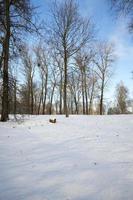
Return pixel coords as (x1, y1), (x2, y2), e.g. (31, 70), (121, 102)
(49, 119), (56, 123)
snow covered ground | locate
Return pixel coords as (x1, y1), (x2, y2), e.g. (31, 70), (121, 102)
(0, 115), (133, 200)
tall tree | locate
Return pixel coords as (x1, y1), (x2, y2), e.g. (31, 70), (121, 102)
(93, 42), (115, 115)
(1, 0), (10, 121)
(35, 44), (49, 115)
(88, 72), (98, 114)
(50, 0), (94, 117)
(0, 0), (39, 121)
(21, 45), (36, 114)
(75, 50), (94, 114)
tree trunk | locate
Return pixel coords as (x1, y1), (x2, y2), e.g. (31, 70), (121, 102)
(70, 93), (74, 114)
(74, 95), (78, 114)
(31, 78), (34, 114)
(84, 69), (88, 114)
(55, 102), (58, 114)
(42, 73), (48, 114)
(89, 81), (95, 114)
(59, 70), (63, 114)
(38, 74), (44, 114)
(13, 79), (17, 115)
(81, 72), (85, 114)
(100, 78), (104, 115)
(0, 48), (4, 72)
(27, 80), (30, 114)
(49, 84), (55, 115)
(34, 94), (37, 114)
(1, 0), (10, 122)
(38, 93), (42, 114)
(64, 50), (68, 117)
(84, 84), (88, 115)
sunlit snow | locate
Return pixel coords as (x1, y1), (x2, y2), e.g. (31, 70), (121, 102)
(0, 115), (133, 200)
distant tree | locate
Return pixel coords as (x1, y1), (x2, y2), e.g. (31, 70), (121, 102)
(48, 60), (59, 115)
(53, 54), (64, 115)
(75, 50), (94, 114)
(93, 42), (115, 115)
(88, 72), (98, 114)
(50, 49), (64, 115)
(34, 44), (49, 115)
(68, 70), (81, 114)
(21, 45), (36, 114)
(116, 81), (129, 114)
(107, 106), (120, 114)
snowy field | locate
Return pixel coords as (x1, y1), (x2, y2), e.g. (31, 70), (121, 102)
(0, 115), (133, 200)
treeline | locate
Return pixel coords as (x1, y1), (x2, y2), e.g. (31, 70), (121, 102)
(1, 0), (131, 121)
(1, 41), (115, 116)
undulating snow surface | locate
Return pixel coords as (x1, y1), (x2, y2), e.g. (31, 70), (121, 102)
(0, 115), (133, 200)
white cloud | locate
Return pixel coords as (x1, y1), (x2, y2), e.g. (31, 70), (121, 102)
(109, 18), (133, 59)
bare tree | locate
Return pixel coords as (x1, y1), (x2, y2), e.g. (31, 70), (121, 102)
(50, 50), (64, 115)
(0, 0), (41, 121)
(21, 45), (36, 114)
(1, 0), (10, 121)
(88, 72), (98, 114)
(75, 50), (94, 114)
(49, 0), (94, 117)
(93, 42), (115, 115)
(48, 62), (59, 115)
(35, 44), (49, 114)
(116, 81), (129, 114)
(68, 70), (81, 114)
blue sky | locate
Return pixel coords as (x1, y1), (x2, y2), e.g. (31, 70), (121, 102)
(32, 0), (133, 100)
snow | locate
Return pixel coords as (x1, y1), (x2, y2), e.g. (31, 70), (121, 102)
(0, 115), (133, 200)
